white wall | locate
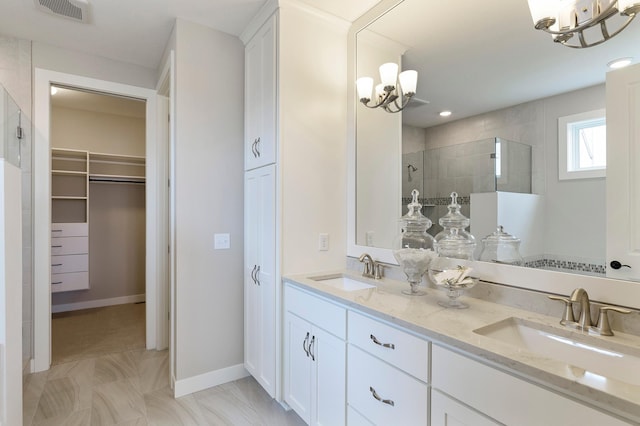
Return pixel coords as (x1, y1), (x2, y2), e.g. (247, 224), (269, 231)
(279, 4), (348, 274)
(172, 19), (245, 386)
(32, 42), (157, 89)
(51, 107), (145, 155)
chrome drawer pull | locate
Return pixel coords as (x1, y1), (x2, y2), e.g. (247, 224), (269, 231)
(52, 229), (62, 232)
(51, 263), (63, 266)
(309, 335), (316, 361)
(369, 386), (394, 406)
(52, 281), (63, 285)
(370, 334), (395, 350)
(52, 245), (63, 248)
(303, 332), (310, 357)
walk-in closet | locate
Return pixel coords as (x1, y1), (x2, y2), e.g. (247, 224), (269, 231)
(49, 86), (147, 362)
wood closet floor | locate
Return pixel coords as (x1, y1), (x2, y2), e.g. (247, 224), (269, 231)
(23, 303), (304, 425)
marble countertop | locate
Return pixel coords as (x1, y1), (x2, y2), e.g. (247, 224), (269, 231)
(283, 271), (640, 424)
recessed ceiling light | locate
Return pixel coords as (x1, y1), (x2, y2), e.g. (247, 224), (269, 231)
(440, 110), (452, 117)
(608, 57), (633, 69)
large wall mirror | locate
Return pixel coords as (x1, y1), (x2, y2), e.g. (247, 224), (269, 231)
(348, 0), (640, 304)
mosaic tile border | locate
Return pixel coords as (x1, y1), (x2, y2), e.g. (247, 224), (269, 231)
(524, 257), (605, 276)
(402, 196), (471, 207)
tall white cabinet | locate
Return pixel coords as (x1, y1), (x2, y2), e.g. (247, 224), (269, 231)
(244, 164), (276, 396)
(243, 11), (278, 398)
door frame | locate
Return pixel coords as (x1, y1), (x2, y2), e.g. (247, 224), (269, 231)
(33, 68), (165, 372)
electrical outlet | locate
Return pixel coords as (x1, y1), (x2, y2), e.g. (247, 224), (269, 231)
(318, 233), (329, 251)
(366, 231), (374, 246)
(214, 233), (230, 249)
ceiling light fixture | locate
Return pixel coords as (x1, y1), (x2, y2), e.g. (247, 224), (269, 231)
(527, 0), (640, 48)
(356, 63), (417, 113)
(608, 57), (633, 68)
(440, 111), (452, 117)
(51, 86), (58, 96)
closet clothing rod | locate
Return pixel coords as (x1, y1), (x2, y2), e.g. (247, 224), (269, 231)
(89, 177), (145, 185)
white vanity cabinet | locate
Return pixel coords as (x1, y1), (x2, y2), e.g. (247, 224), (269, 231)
(284, 284), (346, 426)
(347, 311), (429, 425)
(431, 345), (631, 426)
(244, 12), (276, 171)
(244, 164), (276, 397)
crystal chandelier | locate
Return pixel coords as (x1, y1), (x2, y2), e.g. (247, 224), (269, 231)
(527, 0), (640, 48)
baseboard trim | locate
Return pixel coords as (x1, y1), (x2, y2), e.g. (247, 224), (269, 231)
(51, 294), (146, 313)
(174, 363), (249, 398)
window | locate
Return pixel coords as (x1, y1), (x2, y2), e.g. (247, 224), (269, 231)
(558, 109), (606, 180)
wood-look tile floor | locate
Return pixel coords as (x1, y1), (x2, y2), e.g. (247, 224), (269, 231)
(23, 303), (305, 426)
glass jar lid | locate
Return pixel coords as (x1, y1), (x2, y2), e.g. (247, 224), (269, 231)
(481, 225), (521, 246)
(438, 192), (471, 231)
(400, 189), (432, 228)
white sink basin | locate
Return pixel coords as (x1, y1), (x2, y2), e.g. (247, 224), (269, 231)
(308, 274), (375, 291)
(474, 317), (640, 386)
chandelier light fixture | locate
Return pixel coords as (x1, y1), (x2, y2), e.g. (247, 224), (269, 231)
(527, 0), (640, 48)
(356, 63), (417, 113)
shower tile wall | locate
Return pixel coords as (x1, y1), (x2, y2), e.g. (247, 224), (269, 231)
(1, 35), (33, 370)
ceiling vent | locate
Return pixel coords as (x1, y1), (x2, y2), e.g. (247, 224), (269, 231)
(34, 0), (89, 23)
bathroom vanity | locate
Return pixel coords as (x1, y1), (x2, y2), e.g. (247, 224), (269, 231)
(283, 273), (640, 425)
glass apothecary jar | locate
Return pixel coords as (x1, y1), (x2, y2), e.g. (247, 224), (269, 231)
(392, 189), (437, 296)
(433, 192), (476, 260)
(479, 225), (523, 266)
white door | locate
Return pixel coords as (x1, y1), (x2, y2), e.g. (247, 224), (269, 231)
(312, 327), (346, 426)
(606, 63), (640, 280)
(285, 313), (312, 424)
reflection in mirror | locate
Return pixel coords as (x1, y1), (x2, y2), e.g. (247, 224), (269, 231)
(354, 0), (639, 279)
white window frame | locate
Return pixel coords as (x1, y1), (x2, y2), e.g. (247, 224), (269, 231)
(558, 109), (606, 180)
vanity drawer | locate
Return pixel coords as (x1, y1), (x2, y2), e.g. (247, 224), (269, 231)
(348, 345), (428, 426)
(51, 236), (88, 255)
(51, 254), (88, 274)
(348, 310), (429, 382)
(285, 284), (346, 339)
(51, 222), (88, 238)
(51, 271), (89, 293)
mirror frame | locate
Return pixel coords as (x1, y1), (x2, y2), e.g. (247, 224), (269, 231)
(347, 0), (640, 309)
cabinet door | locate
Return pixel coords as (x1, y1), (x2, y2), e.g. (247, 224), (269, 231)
(245, 14), (277, 170)
(431, 390), (500, 426)
(284, 313), (312, 424)
(243, 165), (276, 397)
(606, 62), (640, 280)
(312, 327), (346, 426)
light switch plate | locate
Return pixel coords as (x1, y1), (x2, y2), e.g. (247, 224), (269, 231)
(214, 233), (230, 249)
(318, 233), (329, 251)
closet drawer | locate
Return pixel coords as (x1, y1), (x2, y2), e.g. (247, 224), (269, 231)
(51, 254), (88, 274)
(51, 271), (89, 293)
(348, 310), (429, 382)
(51, 236), (88, 255)
(348, 345), (428, 426)
(51, 222), (88, 238)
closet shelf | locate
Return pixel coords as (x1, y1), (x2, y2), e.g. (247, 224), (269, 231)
(52, 170), (88, 176)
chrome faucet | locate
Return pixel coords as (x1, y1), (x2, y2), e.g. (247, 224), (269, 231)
(569, 288), (592, 329)
(358, 253), (384, 279)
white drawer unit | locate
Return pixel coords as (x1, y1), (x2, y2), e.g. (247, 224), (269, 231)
(286, 285), (346, 339)
(348, 310), (429, 382)
(51, 236), (88, 256)
(51, 254), (88, 274)
(51, 271), (89, 293)
(348, 345), (428, 426)
(51, 222), (88, 238)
